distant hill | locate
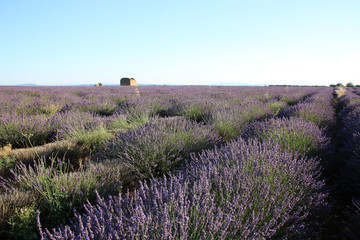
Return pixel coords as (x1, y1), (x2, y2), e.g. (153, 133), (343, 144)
(211, 82), (265, 86)
(16, 83), (38, 86)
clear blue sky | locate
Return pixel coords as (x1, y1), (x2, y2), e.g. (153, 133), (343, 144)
(1, 0), (359, 86)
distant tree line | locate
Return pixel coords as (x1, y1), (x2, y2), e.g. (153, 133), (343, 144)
(269, 83), (360, 87)
(329, 82), (360, 87)
(268, 85), (327, 87)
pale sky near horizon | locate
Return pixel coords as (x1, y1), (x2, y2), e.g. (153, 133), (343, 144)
(1, 0), (359, 86)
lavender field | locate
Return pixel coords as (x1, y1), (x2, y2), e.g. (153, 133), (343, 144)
(0, 85), (358, 239)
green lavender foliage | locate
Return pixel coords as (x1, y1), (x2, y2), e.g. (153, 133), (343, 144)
(0, 189), (41, 239)
(7, 204), (38, 240)
(2, 158), (122, 229)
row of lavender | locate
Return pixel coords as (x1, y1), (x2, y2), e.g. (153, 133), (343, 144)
(29, 87), (336, 239)
(336, 87), (360, 238)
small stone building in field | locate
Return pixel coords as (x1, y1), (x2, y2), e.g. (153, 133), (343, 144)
(120, 77), (138, 86)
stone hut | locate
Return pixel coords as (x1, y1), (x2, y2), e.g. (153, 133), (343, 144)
(120, 77), (138, 86)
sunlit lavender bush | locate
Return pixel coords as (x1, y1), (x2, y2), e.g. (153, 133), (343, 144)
(63, 99), (117, 116)
(39, 138), (327, 239)
(210, 105), (248, 141)
(210, 100), (273, 141)
(242, 117), (331, 157)
(266, 100), (288, 115)
(54, 111), (105, 140)
(119, 96), (181, 118)
(176, 99), (215, 123)
(100, 117), (221, 178)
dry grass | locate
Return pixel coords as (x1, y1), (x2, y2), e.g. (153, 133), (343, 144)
(0, 144), (12, 158)
(0, 140), (90, 178)
(0, 140), (140, 192)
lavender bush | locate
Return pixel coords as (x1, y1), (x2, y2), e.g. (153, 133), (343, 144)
(266, 100), (288, 115)
(242, 117), (331, 157)
(100, 117), (221, 178)
(62, 99), (117, 116)
(175, 98), (215, 123)
(187, 138), (327, 238)
(0, 113), (57, 148)
(119, 96), (180, 118)
(210, 101), (273, 141)
(210, 105), (248, 141)
(54, 111), (105, 140)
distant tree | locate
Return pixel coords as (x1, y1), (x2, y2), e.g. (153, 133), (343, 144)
(336, 83), (345, 87)
(356, 85), (360, 87)
(346, 82), (355, 87)
(329, 84), (336, 87)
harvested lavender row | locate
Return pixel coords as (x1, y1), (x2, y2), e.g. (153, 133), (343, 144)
(39, 139), (327, 239)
